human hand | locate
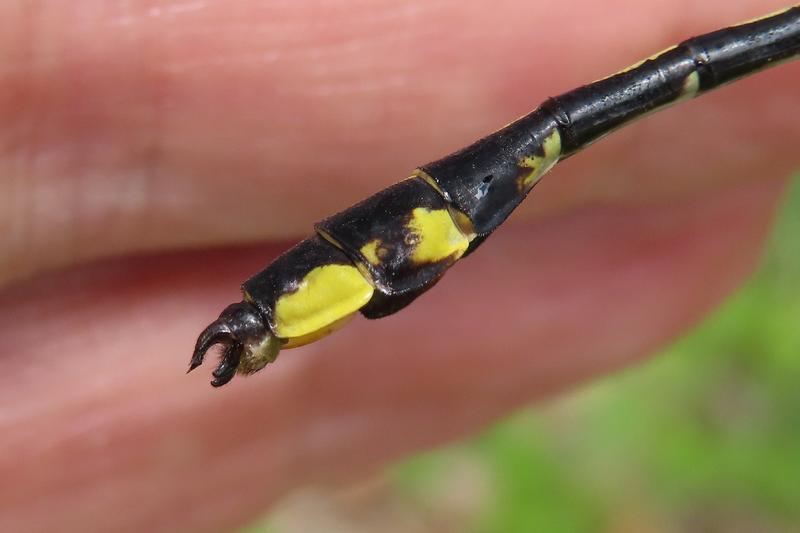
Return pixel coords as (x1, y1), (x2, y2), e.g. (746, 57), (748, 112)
(1, 0), (796, 531)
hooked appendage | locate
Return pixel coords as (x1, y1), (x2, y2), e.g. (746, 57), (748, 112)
(189, 302), (281, 387)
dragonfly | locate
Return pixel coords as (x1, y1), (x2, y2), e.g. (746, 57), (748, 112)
(190, 5), (800, 387)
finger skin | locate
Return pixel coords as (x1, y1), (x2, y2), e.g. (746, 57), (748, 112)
(0, 0), (796, 530)
(0, 0), (796, 283)
(0, 177), (784, 532)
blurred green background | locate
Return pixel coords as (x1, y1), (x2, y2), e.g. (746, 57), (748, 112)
(252, 176), (800, 533)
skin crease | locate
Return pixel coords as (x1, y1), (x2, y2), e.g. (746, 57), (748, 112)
(0, 0), (797, 531)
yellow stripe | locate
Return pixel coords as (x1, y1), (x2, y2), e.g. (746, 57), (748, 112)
(518, 129), (562, 191)
(407, 208), (470, 264)
(273, 264), (374, 339)
(360, 239), (383, 265)
(679, 71), (700, 100)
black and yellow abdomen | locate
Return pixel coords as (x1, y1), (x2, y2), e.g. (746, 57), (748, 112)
(236, 176), (473, 355)
(317, 177), (471, 318)
(242, 235), (374, 348)
(191, 5), (800, 386)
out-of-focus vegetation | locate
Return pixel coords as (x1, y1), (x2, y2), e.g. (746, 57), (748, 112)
(256, 176), (800, 532)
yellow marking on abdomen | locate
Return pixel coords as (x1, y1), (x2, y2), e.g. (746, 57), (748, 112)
(360, 239), (383, 265)
(282, 314), (355, 349)
(273, 264), (374, 339)
(518, 129), (562, 191)
(679, 71), (700, 99)
(407, 208), (470, 264)
(411, 169), (477, 240)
